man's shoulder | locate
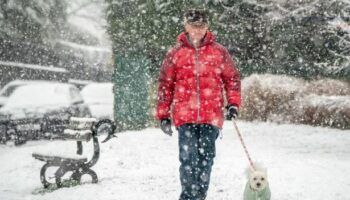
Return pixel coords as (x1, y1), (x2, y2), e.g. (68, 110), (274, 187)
(210, 42), (229, 53)
(167, 42), (183, 56)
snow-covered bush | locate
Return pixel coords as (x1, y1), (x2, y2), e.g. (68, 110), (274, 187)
(240, 74), (305, 122)
(294, 95), (350, 129)
(241, 74), (350, 129)
(305, 79), (350, 96)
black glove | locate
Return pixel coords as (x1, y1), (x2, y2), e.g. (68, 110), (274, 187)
(160, 118), (173, 136)
(227, 105), (238, 119)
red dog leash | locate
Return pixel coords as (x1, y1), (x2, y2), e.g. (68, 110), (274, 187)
(232, 119), (255, 171)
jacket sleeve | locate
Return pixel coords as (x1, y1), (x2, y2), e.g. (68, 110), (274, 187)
(156, 48), (177, 120)
(221, 49), (241, 108)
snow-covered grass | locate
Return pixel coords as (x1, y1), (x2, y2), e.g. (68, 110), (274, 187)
(0, 121), (349, 200)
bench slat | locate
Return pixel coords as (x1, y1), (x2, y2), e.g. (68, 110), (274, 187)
(68, 117), (97, 130)
(62, 129), (92, 141)
(32, 152), (87, 165)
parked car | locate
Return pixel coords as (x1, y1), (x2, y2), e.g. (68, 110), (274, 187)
(0, 80), (50, 108)
(81, 83), (114, 120)
(81, 83), (114, 136)
(68, 79), (92, 90)
(0, 83), (91, 144)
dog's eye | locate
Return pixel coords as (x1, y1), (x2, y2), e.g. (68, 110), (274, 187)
(253, 177), (257, 181)
(261, 178), (265, 181)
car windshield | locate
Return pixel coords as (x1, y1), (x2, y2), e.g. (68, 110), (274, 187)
(3, 84), (71, 109)
(0, 84), (24, 97)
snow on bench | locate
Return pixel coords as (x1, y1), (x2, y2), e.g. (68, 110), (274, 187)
(32, 151), (88, 165)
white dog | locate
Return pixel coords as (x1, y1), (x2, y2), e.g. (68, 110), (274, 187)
(243, 165), (271, 200)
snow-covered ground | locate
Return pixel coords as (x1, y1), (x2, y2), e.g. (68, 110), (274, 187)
(0, 121), (349, 200)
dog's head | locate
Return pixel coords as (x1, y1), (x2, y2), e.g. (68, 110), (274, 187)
(247, 167), (268, 192)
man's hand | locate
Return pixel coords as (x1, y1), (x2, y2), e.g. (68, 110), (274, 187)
(227, 105), (239, 120)
(160, 118), (173, 136)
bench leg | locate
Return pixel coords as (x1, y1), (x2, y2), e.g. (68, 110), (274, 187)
(40, 163), (56, 188)
(70, 168), (98, 184)
(55, 166), (68, 188)
(54, 165), (98, 188)
(82, 168), (98, 184)
(70, 170), (82, 182)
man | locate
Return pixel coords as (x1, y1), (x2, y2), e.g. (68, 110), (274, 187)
(156, 9), (241, 200)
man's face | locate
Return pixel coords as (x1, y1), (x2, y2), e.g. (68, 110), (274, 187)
(185, 23), (208, 44)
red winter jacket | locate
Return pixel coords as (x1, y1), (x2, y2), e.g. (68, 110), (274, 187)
(156, 31), (241, 128)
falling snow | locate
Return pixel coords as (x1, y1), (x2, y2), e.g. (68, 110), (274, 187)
(0, 0), (349, 199)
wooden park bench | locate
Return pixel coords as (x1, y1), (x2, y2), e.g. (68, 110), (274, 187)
(32, 117), (116, 188)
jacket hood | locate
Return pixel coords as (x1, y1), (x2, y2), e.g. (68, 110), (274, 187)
(177, 31), (215, 48)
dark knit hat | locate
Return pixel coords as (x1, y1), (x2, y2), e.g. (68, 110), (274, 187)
(184, 9), (209, 26)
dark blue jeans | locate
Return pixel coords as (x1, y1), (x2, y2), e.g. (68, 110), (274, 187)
(177, 124), (219, 200)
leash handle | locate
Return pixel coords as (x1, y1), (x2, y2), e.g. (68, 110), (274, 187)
(232, 119), (255, 171)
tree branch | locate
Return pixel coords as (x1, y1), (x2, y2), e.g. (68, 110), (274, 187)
(67, 0), (104, 16)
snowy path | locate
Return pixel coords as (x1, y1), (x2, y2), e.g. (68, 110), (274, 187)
(0, 121), (349, 200)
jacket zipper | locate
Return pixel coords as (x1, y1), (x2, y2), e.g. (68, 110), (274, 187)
(195, 48), (200, 122)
